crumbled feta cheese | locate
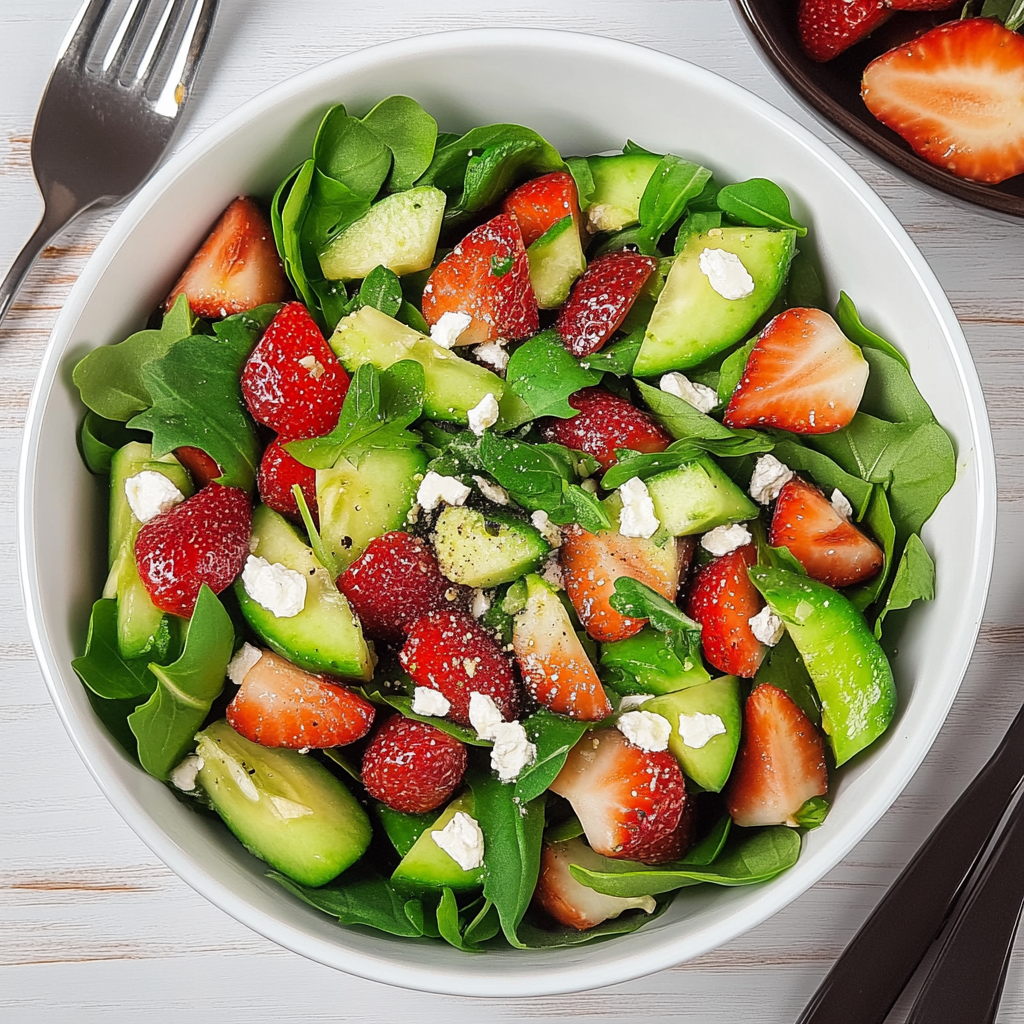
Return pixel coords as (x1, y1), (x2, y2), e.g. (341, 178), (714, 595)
(531, 510), (562, 548)
(701, 523), (752, 557)
(431, 811), (485, 870)
(430, 310), (473, 349)
(467, 392), (500, 436)
(124, 471), (185, 524)
(580, 477), (598, 494)
(618, 693), (655, 712)
(472, 475), (509, 505)
(470, 589), (492, 618)
(241, 555), (307, 618)
(831, 488), (853, 520)
(749, 454), (794, 504)
(677, 711), (727, 749)
(617, 710), (672, 752)
(473, 340), (509, 373)
(169, 754), (204, 792)
(748, 605), (785, 646)
(416, 471), (471, 511)
(297, 354), (325, 379)
(412, 686), (451, 717)
(489, 720), (537, 782)
(469, 691), (504, 741)
(698, 248), (755, 300)
(226, 642), (262, 685)
(618, 477), (660, 539)
(587, 203), (620, 232)
(540, 552), (565, 591)
(660, 372), (718, 414)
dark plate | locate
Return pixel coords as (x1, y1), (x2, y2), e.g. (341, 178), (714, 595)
(732, 0), (1024, 219)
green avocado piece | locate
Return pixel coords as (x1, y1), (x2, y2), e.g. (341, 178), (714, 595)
(586, 152), (663, 232)
(599, 627), (710, 694)
(391, 792), (485, 893)
(433, 505), (549, 587)
(527, 215), (586, 308)
(646, 455), (758, 536)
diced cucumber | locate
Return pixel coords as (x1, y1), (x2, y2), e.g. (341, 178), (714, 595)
(433, 506), (549, 587)
(527, 215), (586, 309)
(195, 719), (371, 887)
(635, 227), (796, 374)
(391, 792), (484, 893)
(236, 504), (373, 680)
(329, 306), (506, 424)
(316, 444), (425, 574)
(600, 627), (709, 694)
(586, 153), (662, 232)
(646, 456), (758, 536)
(318, 186), (446, 282)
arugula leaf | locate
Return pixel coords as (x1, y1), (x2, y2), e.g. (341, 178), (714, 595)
(360, 95), (438, 192)
(514, 709), (593, 804)
(504, 330), (603, 420)
(602, 433), (774, 489)
(564, 155), (596, 209)
(769, 438), (874, 519)
(874, 533), (935, 639)
(514, 899), (671, 948)
(636, 157), (713, 252)
(78, 412), (149, 475)
(754, 632), (820, 726)
(608, 578), (703, 671)
(579, 329), (643, 376)
(355, 265), (403, 318)
(716, 178), (808, 236)
(635, 379), (736, 441)
(835, 292), (909, 369)
(210, 303), (281, 361)
(72, 599), (158, 701)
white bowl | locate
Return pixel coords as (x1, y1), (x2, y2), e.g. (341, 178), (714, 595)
(18, 28), (996, 998)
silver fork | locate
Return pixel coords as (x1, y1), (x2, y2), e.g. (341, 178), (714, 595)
(0, 0), (219, 327)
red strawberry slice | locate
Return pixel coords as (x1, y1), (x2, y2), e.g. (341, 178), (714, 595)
(561, 525), (681, 643)
(797, 0), (890, 63)
(686, 544), (766, 679)
(551, 728), (694, 864)
(165, 196), (289, 318)
(173, 447), (221, 488)
(502, 171), (582, 248)
(770, 478), (883, 587)
(421, 213), (539, 346)
(725, 683), (828, 827)
(361, 714), (468, 814)
(134, 482), (252, 618)
(399, 610), (520, 726)
(883, 0), (956, 8)
(723, 308), (869, 434)
(540, 387), (672, 469)
(241, 301), (350, 439)
(862, 19), (1024, 185)
(557, 252), (657, 358)
(338, 532), (467, 642)
(226, 648), (375, 749)
(257, 436), (318, 525)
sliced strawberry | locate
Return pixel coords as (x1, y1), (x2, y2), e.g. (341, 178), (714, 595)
(225, 648), (374, 749)
(240, 301), (350, 439)
(173, 446), (221, 488)
(421, 213), (539, 346)
(557, 252), (657, 358)
(502, 171), (581, 248)
(165, 196), (289, 317)
(540, 387), (672, 470)
(560, 526), (681, 643)
(862, 19), (1024, 185)
(134, 482), (251, 618)
(550, 728), (693, 864)
(686, 544), (766, 679)
(399, 610), (520, 726)
(797, 0), (890, 63)
(723, 308), (869, 434)
(725, 683), (828, 827)
(883, 0), (956, 8)
(360, 714), (467, 814)
(257, 436), (318, 524)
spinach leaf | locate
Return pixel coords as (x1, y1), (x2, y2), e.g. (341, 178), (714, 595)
(463, 898), (501, 945)
(545, 813), (585, 843)
(515, 709), (593, 804)
(85, 687), (146, 758)
(716, 179), (807, 236)
(78, 412), (148, 475)
(127, 586), (234, 780)
(835, 292), (909, 369)
(674, 209), (723, 252)
(274, 159), (321, 313)
(793, 796), (831, 830)
(874, 533), (935, 639)
(360, 95), (438, 192)
(436, 887), (483, 951)
(784, 249), (826, 309)
(769, 437), (874, 519)
(564, 155), (595, 209)
(355, 265), (403, 318)
(636, 157), (713, 253)
(887, 420), (956, 538)
(72, 599), (158, 701)
(579, 329), (643, 376)
(716, 338), (757, 405)
(754, 632), (820, 726)
(609, 578), (703, 671)
(681, 814), (732, 867)
(313, 105), (392, 199)
(504, 330), (603, 420)
(847, 487), (896, 610)
(382, 694), (490, 747)
(635, 380), (735, 441)
(807, 413), (918, 486)
(515, 899), (671, 948)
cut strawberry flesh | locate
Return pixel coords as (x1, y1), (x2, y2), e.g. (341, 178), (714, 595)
(257, 436), (318, 524)
(797, 0), (890, 63)
(173, 446), (222, 488)
(502, 172), (581, 248)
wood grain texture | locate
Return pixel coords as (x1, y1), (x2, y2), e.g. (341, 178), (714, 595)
(1, 1), (1022, 1021)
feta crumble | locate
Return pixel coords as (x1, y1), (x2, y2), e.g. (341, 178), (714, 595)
(473, 339), (509, 373)
(618, 693), (655, 712)
(748, 605), (785, 646)
(677, 711), (727, 749)
(470, 589), (492, 618)
(531, 510), (563, 548)
(659, 372), (718, 414)
(472, 475), (509, 505)
(469, 691), (504, 741)
(618, 477), (660, 539)
(412, 686), (451, 717)
(749, 454), (794, 504)
(416, 471), (471, 511)
(617, 710), (672, 752)
(241, 555), (307, 618)
(701, 523), (752, 557)
(169, 754), (204, 792)
(698, 248), (755, 300)
(586, 203), (620, 232)
(467, 392), (499, 436)
(431, 811), (485, 871)
(297, 354), (325, 379)
(226, 642), (263, 685)
(489, 720), (537, 782)
(124, 471), (185, 524)
(831, 488), (853, 520)
(430, 310), (473, 349)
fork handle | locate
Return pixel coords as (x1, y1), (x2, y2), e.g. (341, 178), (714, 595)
(0, 204), (73, 328)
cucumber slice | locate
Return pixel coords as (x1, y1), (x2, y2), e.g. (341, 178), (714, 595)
(433, 506), (549, 587)
(318, 186), (446, 282)
(635, 227), (796, 374)
(586, 153), (662, 232)
(527, 215), (586, 309)
(195, 719), (371, 887)
(236, 504), (373, 680)
(646, 456), (758, 536)
(391, 792), (484, 893)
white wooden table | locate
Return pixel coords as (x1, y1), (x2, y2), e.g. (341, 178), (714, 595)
(2, 2), (1022, 1021)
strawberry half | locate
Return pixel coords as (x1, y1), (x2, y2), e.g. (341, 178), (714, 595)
(502, 171), (581, 248)
(686, 544), (766, 679)
(862, 19), (1024, 185)
(361, 714), (467, 814)
(241, 301), (350, 439)
(551, 728), (693, 864)
(770, 478), (883, 587)
(540, 387), (672, 470)
(165, 196), (289, 317)
(226, 649), (375, 749)
(257, 436), (318, 525)
(797, 0), (890, 63)
(173, 446), (222, 488)
(399, 610), (520, 726)
(725, 683), (828, 827)
(338, 532), (467, 642)
(557, 252), (657, 358)
(134, 482), (252, 618)
(723, 308), (869, 434)
(421, 213), (539, 346)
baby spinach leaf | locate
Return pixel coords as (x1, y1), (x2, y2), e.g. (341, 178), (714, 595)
(637, 157), (713, 253)
(320, 746), (362, 782)
(515, 709), (593, 804)
(314, 104), (392, 199)
(860, 347), (933, 426)
(716, 178), (808, 236)
(505, 330), (603, 420)
(436, 887), (483, 951)
(793, 796), (831, 830)
(128, 586), (234, 780)
(355, 265), (403, 318)
(609, 578), (703, 671)
(784, 250), (826, 309)
(398, 300), (429, 335)
(564, 484), (612, 533)
(360, 95), (438, 192)
(85, 688), (146, 758)
(72, 599), (158, 701)
(874, 533), (935, 639)
(514, 899), (671, 947)
(674, 209), (722, 252)
(635, 380), (735, 441)
(274, 159), (320, 313)
(754, 632), (820, 726)
(564, 155), (595, 209)
(769, 438), (874, 519)
(545, 813), (585, 843)
(716, 338), (757, 404)
(462, 898), (501, 945)
(887, 420), (956, 537)
(682, 814), (732, 866)
(847, 487), (896, 611)
(835, 292), (909, 369)
(382, 694), (490, 746)
(579, 329), (643, 376)
(807, 413), (918, 486)
(78, 412), (149, 474)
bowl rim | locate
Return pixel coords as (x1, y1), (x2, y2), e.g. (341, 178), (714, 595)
(17, 26), (998, 997)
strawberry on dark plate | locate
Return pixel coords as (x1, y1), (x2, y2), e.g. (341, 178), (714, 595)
(502, 171), (582, 248)
(557, 252), (657, 358)
(540, 386), (672, 469)
(797, 0), (890, 63)
(134, 482), (252, 618)
(241, 301), (350, 439)
(226, 649), (375, 749)
(257, 436), (318, 524)
(361, 714), (467, 814)
(723, 308), (869, 434)
(165, 196), (289, 317)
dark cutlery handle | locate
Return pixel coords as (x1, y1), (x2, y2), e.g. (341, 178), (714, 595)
(796, 701), (1024, 1024)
